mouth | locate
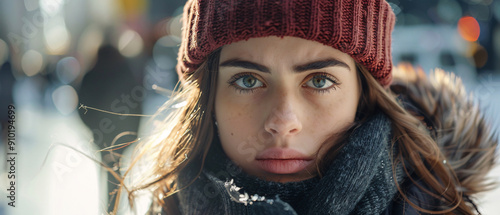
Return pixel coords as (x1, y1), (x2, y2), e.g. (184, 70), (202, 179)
(255, 159), (314, 174)
(255, 147), (314, 174)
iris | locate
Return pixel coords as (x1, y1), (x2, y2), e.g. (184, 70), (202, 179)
(242, 76), (257, 88)
(312, 77), (326, 88)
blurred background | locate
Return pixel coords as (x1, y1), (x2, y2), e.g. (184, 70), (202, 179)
(0, 0), (499, 214)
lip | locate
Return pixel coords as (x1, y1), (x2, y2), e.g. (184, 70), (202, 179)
(255, 148), (313, 174)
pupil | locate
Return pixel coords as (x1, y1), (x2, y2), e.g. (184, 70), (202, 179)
(243, 76), (256, 87)
(314, 77), (325, 88)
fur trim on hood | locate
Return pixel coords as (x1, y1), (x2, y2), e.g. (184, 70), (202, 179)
(390, 64), (499, 196)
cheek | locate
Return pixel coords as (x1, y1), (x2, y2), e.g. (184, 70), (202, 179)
(329, 93), (357, 118)
(307, 88), (358, 139)
(306, 94), (358, 159)
(216, 95), (256, 132)
(215, 92), (264, 159)
(215, 77), (265, 139)
(327, 75), (359, 122)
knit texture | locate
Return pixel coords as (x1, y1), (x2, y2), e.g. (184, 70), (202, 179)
(175, 113), (405, 214)
(177, 0), (396, 87)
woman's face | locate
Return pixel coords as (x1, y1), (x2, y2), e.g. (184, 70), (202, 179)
(215, 36), (360, 182)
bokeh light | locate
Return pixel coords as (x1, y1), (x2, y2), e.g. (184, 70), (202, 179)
(21, 50), (44, 76)
(167, 14), (183, 38)
(437, 0), (462, 23)
(40, 0), (64, 16)
(458, 16), (480, 42)
(388, 3), (401, 16)
(52, 85), (78, 115)
(44, 23), (71, 55)
(470, 4), (491, 21)
(77, 25), (104, 71)
(494, 1), (500, 22)
(118, 29), (144, 58)
(156, 35), (180, 47)
(153, 17), (170, 39)
(468, 43), (489, 68)
(0, 39), (8, 66)
(56, 57), (81, 84)
(24, 0), (39, 11)
(152, 35), (179, 70)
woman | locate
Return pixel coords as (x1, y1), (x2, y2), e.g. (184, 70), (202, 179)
(122, 0), (498, 214)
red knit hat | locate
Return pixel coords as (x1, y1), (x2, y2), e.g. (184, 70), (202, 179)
(177, 0), (396, 87)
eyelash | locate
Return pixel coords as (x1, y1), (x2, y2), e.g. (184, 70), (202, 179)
(303, 72), (340, 94)
(227, 72), (265, 94)
(227, 72), (340, 94)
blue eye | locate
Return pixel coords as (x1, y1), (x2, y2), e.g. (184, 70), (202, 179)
(233, 74), (264, 89)
(305, 75), (334, 89)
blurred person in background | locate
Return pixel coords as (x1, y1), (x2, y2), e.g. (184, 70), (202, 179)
(78, 44), (143, 213)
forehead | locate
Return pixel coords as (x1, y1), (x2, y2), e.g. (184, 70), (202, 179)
(220, 36), (355, 67)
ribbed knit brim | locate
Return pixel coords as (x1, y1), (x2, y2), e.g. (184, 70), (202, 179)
(177, 0), (396, 87)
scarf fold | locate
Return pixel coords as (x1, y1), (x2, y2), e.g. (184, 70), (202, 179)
(176, 113), (405, 215)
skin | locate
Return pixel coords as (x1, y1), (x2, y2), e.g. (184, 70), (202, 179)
(215, 36), (360, 183)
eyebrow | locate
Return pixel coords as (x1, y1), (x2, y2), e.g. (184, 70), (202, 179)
(219, 58), (351, 73)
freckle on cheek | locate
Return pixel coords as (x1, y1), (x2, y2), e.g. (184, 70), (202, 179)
(231, 133), (234, 136)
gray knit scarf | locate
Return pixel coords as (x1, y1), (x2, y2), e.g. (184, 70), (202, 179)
(176, 113), (405, 215)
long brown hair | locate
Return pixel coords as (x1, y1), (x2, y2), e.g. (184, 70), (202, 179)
(356, 64), (474, 214)
(117, 50), (477, 214)
(116, 49), (221, 214)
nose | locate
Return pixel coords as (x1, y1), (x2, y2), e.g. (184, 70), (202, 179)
(264, 96), (302, 136)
